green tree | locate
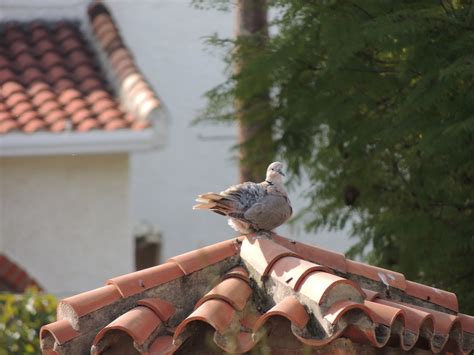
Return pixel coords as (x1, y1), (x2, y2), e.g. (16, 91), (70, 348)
(197, 0), (474, 313)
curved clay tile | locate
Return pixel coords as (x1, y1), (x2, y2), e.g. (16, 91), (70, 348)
(58, 284), (122, 320)
(22, 118), (45, 133)
(27, 81), (51, 96)
(50, 119), (66, 132)
(40, 319), (80, 347)
(22, 67), (44, 84)
(0, 111), (13, 122)
(240, 236), (297, 276)
(0, 68), (17, 82)
(43, 109), (67, 124)
(53, 78), (76, 92)
(254, 296), (309, 331)
(272, 234), (348, 272)
(107, 261), (184, 298)
(79, 77), (103, 92)
(46, 65), (69, 83)
(5, 92), (29, 108)
(175, 299), (235, 338)
(299, 271), (365, 307)
(104, 118), (127, 131)
(35, 39), (56, 56)
(31, 27), (49, 43)
(64, 98), (88, 116)
(77, 118), (99, 132)
(346, 259), (406, 290)
(167, 238), (242, 275)
(222, 266), (250, 283)
(37, 100), (61, 117)
(61, 38), (84, 54)
(195, 276), (252, 311)
(269, 255), (332, 290)
(16, 52), (37, 70)
(137, 298), (176, 323)
(18, 111), (40, 126)
(97, 108), (124, 124)
(73, 64), (97, 80)
(31, 90), (56, 107)
(12, 101), (34, 117)
(2, 81), (24, 96)
(92, 306), (162, 352)
(91, 98), (116, 115)
(0, 119), (18, 133)
(405, 280), (458, 312)
(71, 108), (93, 124)
(86, 89), (111, 105)
(58, 88), (82, 104)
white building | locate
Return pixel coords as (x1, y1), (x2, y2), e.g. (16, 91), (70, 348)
(0, 0), (352, 296)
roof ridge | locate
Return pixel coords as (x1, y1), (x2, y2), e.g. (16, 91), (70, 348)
(40, 234), (474, 354)
(87, 0), (160, 121)
(271, 234), (458, 313)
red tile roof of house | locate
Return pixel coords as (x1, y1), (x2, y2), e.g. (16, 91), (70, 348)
(0, 253), (42, 292)
(0, 1), (159, 134)
(40, 234), (474, 354)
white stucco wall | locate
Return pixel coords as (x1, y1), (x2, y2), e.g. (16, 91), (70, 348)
(0, 154), (132, 296)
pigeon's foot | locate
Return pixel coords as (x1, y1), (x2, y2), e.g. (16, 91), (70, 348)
(254, 230), (273, 239)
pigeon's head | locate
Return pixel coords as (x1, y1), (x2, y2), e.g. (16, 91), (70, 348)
(266, 161), (285, 184)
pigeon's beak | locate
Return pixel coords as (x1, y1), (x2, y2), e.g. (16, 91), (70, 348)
(278, 170), (285, 177)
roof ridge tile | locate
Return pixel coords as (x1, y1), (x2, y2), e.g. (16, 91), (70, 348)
(107, 261), (184, 298)
(167, 238), (242, 275)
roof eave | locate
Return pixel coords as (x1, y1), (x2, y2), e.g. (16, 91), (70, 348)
(0, 127), (163, 157)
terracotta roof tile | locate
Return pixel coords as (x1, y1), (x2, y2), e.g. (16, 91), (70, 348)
(40, 319), (80, 346)
(92, 306), (162, 349)
(254, 296), (309, 330)
(137, 298), (176, 323)
(107, 261), (184, 298)
(40, 234), (474, 354)
(406, 280), (459, 312)
(0, 253), (42, 292)
(58, 284), (122, 319)
(0, 2), (160, 136)
(195, 274), (252, 311)
(167, 238), (242, 275)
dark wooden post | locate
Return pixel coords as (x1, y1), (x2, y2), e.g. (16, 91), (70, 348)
(235, 0), (273, 183)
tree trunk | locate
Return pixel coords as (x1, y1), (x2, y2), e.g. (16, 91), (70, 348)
(235, 0), (273, 183)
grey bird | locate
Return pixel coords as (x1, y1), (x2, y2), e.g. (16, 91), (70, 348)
(193, 162), (292, 234)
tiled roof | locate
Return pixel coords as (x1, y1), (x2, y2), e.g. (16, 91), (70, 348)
(40, 234), (474, 354)
(0, 253), (42, 292)
(0, 1), (159, 135)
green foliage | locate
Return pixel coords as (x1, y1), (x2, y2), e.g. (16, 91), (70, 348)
(199, 0), (474, 313)
(0, 289), (57, 354)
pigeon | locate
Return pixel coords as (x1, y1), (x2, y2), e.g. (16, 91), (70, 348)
(193, 162), (292, 234)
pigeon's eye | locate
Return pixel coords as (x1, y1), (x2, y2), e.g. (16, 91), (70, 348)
(271, 168), (275, 171)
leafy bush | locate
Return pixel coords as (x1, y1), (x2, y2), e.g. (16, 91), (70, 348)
(0, 288), (57, 354)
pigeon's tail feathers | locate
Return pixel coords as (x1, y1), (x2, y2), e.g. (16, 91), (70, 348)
(192, 202), (217, 210)
(193, 192), (235, 216)
(198, 193), (224, 201)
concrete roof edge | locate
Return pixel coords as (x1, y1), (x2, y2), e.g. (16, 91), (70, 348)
(0, 128), (163, 157)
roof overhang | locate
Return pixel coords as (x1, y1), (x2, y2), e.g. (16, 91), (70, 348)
(0, 128), (164, 157)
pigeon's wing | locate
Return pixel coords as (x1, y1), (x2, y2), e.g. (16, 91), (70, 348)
(193, 182), (267, 217)
(220, 182), (267, 215)
(244, 194), (292, 230)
